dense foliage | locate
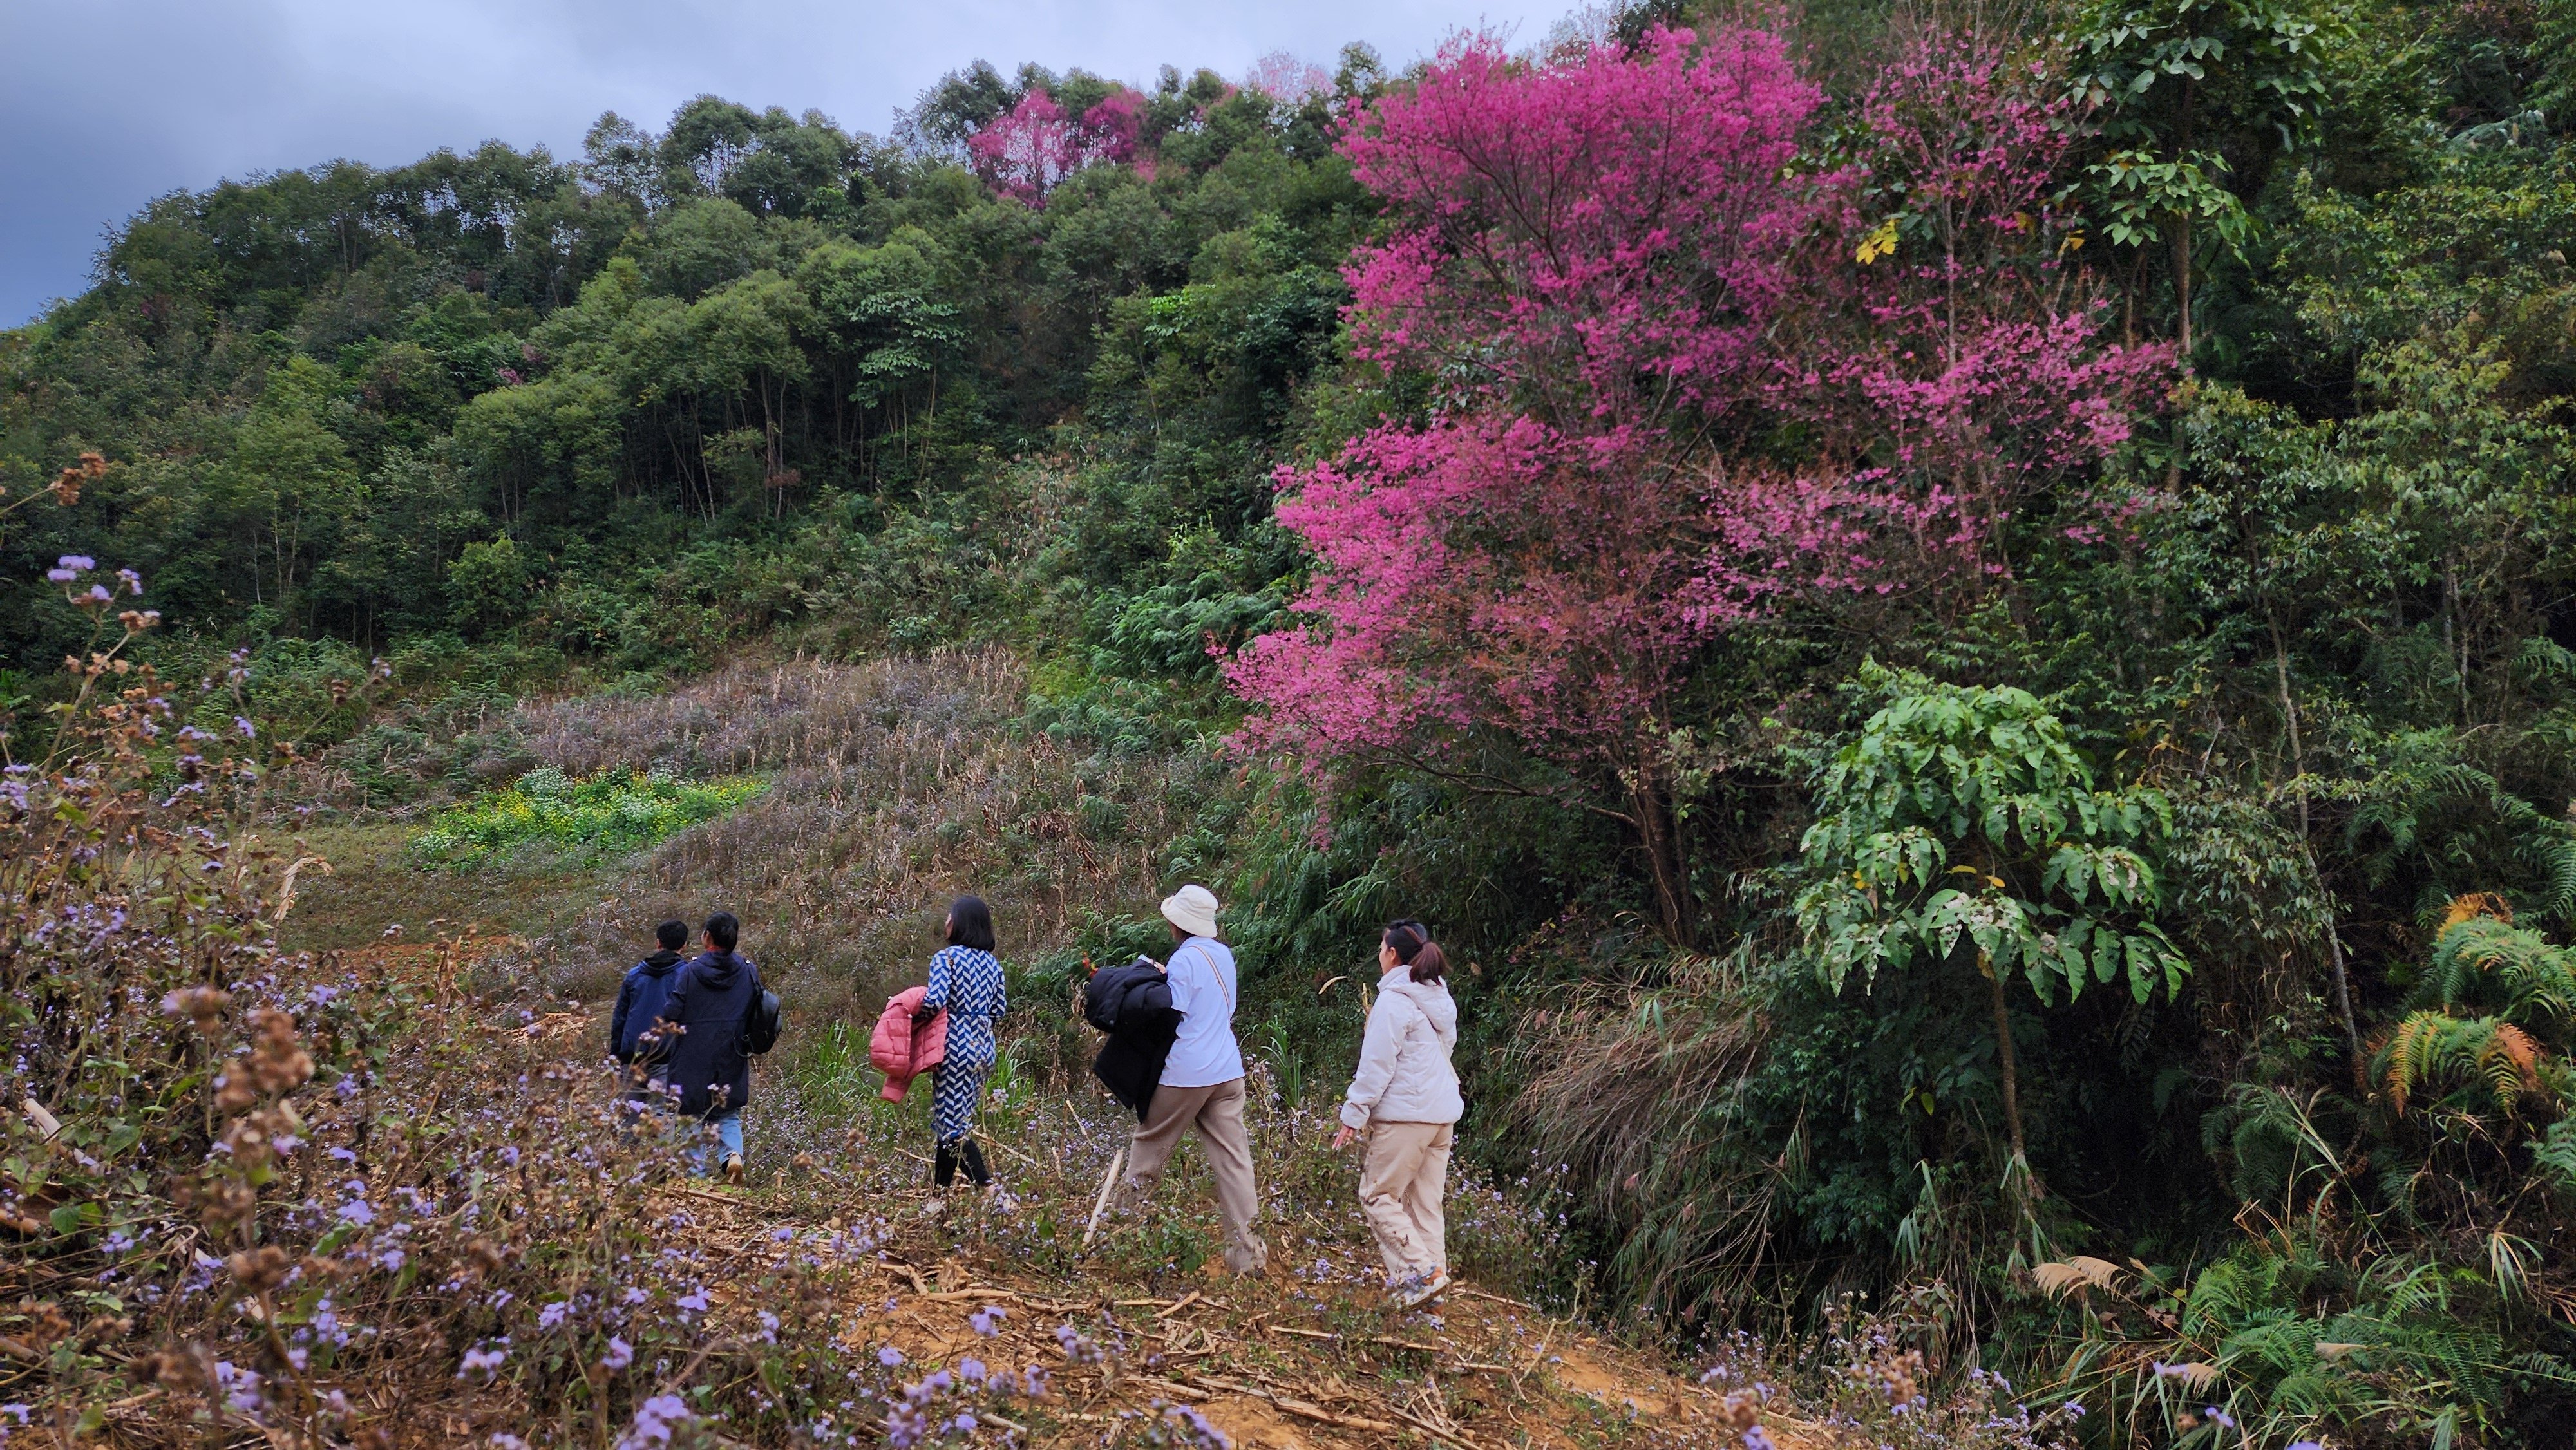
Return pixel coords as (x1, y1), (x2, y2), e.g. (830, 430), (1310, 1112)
(14, 0), (2576, 1443)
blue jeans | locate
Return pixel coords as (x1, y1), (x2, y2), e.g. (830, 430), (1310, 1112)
(684, 1112), (743, 1177)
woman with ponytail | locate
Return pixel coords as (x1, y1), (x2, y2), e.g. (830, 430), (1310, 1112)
(1331, 918), (1464, 1307)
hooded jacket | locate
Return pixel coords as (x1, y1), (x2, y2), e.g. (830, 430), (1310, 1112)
(650, 950), (760, 1118)
(611, 949), (685, 1064)
(1339, 966), (1463, 1130)
(1084, 958), (1180, 1118)
(869, 986), (949, 1102)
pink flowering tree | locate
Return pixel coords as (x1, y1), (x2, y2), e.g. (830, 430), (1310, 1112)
(1226, 26), (2171, 942)
(1816, 32), (2175, 586)
(1244, 51), (1332, 104)
(967, 88), (1148, 204)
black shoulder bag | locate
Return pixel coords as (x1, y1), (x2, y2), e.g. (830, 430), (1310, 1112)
(738, 965), (783, 1055)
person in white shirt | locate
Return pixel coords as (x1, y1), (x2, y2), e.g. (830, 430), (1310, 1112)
(1331, 918), (1463, 1307)
(1114, 883), (1269, 1274)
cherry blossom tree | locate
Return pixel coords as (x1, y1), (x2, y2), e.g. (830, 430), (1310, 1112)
(1819, 30), (2177, 588)
(1226, 26), (2172, 941)
(967, 88), (1148, 204)
(1243, 51), (1332, 104)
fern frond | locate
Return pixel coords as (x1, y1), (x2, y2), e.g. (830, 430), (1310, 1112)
(2440, 893), (2514, 932)
(2490, 1022), (2543, 1092)
(2422, 916), (2576, 1027)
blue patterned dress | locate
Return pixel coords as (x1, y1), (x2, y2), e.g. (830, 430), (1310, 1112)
(922, 945), (1007, 1145)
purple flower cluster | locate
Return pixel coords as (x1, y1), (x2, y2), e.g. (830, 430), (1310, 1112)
(620, 1393), (691, 1447)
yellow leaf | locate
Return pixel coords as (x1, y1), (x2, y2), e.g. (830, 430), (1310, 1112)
(1855, 216), (1900, 265)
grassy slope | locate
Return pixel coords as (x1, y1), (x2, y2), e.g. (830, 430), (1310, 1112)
(271, 654), (1797, 1448)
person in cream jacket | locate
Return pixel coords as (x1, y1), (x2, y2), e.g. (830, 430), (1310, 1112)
(1331, 919), (1464, 1307)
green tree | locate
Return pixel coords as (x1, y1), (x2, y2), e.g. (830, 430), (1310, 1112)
(1797, 670), (2189, 1216)
(2065, 0), (2347, 354)
(446, 534), (533, 638)
(203, 361), (365, 616)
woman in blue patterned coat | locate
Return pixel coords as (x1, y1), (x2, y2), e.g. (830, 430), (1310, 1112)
(914, 895), (1008, 1188)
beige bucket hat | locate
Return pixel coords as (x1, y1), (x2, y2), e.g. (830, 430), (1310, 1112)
(1159, 883), (1221, 938)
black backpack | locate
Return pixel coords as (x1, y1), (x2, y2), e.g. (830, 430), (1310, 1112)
(738, 968), (782, 1055)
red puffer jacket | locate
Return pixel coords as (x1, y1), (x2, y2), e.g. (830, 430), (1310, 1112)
(869, 986), (947, 1102)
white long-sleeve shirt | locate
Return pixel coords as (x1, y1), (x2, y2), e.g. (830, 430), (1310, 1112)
(1159, 935), (1245, 1088)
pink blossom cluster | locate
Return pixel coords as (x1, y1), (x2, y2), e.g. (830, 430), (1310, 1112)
(1243, 51), (1332, 106)
(967, 88), (1149, 204)
(1227, 26), (2173, 778)
(1812, 33), (2175, 578)
(1227, 415), (1894, 760)
(1338, 26), (1819, 423)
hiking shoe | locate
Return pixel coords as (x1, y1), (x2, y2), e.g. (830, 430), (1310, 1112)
(1396, 1270), (1452, 1310)
(723, 1154), (744, 1185)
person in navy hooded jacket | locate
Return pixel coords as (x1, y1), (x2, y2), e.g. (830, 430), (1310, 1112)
(610, 919), (689, 1089)
(645, 912), (763, 1183)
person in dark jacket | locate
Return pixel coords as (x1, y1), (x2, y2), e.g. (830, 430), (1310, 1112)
(646, 911), (762, 1183)
(610, 920), (690, 1086)
(1086, 956), (1179, 1118)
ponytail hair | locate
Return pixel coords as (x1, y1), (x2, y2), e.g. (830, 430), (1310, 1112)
(1406, 941), (1450, 986)
(1384, 919), (1448, 986)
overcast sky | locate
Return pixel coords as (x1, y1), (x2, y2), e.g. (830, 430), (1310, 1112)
(0, 0), (1564, 326)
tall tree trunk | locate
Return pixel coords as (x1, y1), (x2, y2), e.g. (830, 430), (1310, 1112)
(2170, 218), (2193, 362)
(1985, 955), (2034, 1214)
(2443, 555), (2468, 721)
(1629, 758), (1694, 947)
(2272, 616), (2363, 1077)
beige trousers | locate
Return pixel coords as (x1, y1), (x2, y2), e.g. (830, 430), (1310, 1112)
(1357, 1120), (1452, 1281)
(1121, 1077), (1269, 1273)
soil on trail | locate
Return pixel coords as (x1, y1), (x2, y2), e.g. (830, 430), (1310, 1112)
(659, 1178), (1758, 1450)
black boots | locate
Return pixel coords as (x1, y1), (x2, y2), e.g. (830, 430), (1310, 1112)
(933, 1140), (993, 1189)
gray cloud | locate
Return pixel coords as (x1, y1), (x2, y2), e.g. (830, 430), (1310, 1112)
(0, 0), (1554, 325)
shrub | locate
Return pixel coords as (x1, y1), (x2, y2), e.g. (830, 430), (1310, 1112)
(410, 767), (766, 867)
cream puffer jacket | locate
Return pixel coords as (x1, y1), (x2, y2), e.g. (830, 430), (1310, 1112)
(1340, 966), (1463, 1130)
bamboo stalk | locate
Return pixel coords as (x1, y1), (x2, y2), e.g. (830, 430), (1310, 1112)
(1082, 1147), (1124, 1247)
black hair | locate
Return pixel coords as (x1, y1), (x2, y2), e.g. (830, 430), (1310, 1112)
(947, 895), (996, 952)
(704, 912), (740, 953)
(655, 919), (688, 950)
(1384, 918), (1448, 986)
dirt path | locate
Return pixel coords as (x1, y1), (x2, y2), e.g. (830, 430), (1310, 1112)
(331, 941), (1789, 1449)
(647, 1177), (1772, 1450)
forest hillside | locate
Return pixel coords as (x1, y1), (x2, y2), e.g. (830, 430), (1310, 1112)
(10, 0), (2576, 1445)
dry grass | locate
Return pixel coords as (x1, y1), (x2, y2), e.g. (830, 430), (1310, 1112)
(1515, 949), (1781, 1321)
(296, 648), (1218, 1069)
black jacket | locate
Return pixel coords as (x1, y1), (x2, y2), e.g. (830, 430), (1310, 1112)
(651, 950), (759, 1118)
(1085, 959), (1180, 1118)
(611, 950), (685, 1064)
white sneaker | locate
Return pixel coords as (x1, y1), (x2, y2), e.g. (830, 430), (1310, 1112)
(1396, 1270), (1452, 1310)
